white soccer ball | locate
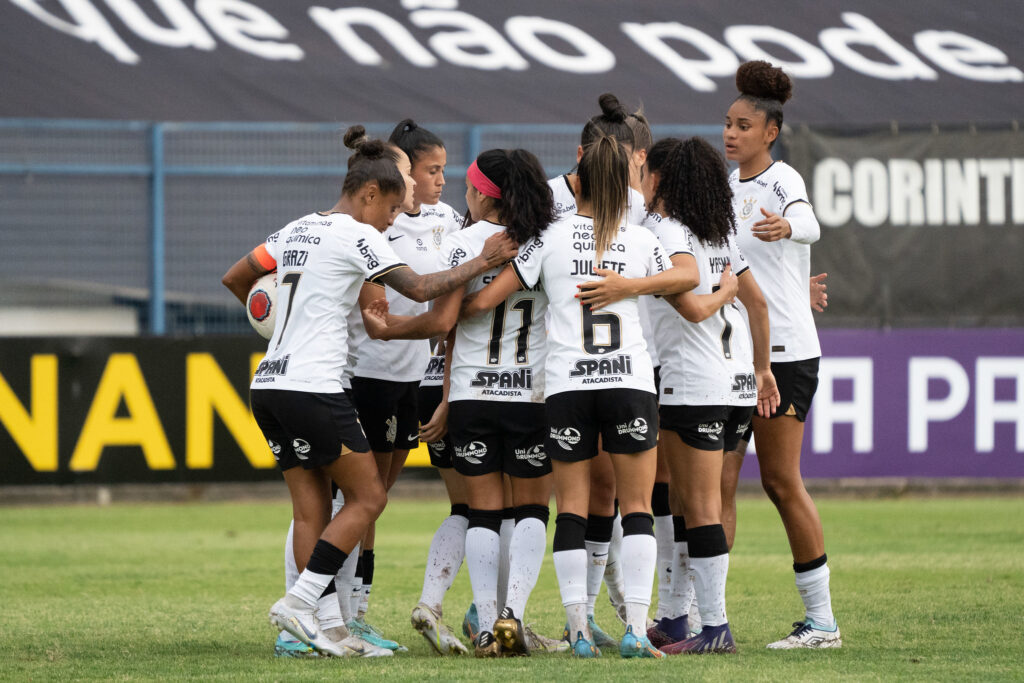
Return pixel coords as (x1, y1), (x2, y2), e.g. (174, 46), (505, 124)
(246, 272), (277, 340)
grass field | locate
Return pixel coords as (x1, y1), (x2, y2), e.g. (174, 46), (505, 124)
(2, 495), (1023, 681)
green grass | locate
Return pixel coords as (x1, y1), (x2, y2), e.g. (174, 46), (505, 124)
(2, 496), (1023, 681)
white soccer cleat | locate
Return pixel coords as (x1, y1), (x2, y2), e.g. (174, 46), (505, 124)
(412, 603), (468, 655)
(766, 620), (842, 650)
(269, 595), (350, 658)
(524, 624), (570, 653)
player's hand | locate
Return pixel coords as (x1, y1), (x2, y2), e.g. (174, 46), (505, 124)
(361, 298), (390, 339)
(577, 268), (634, 310)
(810, 272), (828, 312)
(717, 264), (738, 303)
(755, 368), (781, 418)
(419, 400), (449, 443)
(480, 232), (519, 267)
(752, 208), (792, 242)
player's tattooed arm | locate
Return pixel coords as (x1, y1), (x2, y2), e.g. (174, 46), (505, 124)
(222, 249), (273, 304)
(380, 232), (519, 303)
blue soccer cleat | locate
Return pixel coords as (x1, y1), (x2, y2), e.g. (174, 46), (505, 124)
(620, 625), (665, 659)
(462, 603), (480, 645)
(570, 631), (602, 658)
(660, 622), (737, 655)
(274, 630), (317, 658)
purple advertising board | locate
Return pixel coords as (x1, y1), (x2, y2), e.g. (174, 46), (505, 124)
(740, 329), (1024, 479)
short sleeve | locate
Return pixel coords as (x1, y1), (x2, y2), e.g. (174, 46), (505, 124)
(644, 231), (672, 277)
(655, 221), (694, 258)
(263, 228), (285, 265)
(511, 236), (544, 289)
(728, 239), (750, 277)
(777, 165), (811, 215)
(353, 228), (407, 282)
(438, 232), (468, 271)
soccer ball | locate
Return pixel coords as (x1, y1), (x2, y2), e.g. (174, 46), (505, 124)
(246, 272), (277, 340)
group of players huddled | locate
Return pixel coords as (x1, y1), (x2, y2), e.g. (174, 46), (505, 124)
(221, 59), (840, 660)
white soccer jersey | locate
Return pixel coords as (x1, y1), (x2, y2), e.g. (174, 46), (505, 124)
(644, 211), (689, 370)
(731, 161), (821, 362)
(348, 202), (462, 382)
(651, 217), (756, 407)
(419, 349), (445, 388)
(512, 215), (669, 398)
(443, 220), (548, 404)
(250, 212), (405, 393)
(548, 175), (647, 224)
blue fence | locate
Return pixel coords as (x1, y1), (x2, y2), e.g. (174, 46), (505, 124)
(0, 119), (721, 335)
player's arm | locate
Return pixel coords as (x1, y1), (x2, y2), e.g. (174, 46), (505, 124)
(363, 288), (464, 341)
(664, 264), (738, 323)
(378, 232), (518, 303)
(459, 265), (523, 320)
(577, 253), (699, 310)
(735, 269), (780, 417)
(419, 328), (455, 443)
(222, 244), (274, 304)
(810, 272), (828, 312)
(752, 201), (820, 244)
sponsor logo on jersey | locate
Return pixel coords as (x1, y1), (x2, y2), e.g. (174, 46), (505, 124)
(292, 438), (311, 459)
(550, 427), (581, 451)
(267, 439), (281, 460)
(772, 180), (788, 207)
(470, 368), (532, 393)
(741, 196), (756, 220)
(569, 355), (633, 381)
(447, 247), (467, 268)
(253, 355), (291, 383)
(455, 440), (487, 464)
(732, 373), (757, 400)
(697, 422), (725, 441)
(385, 415), (397, 446)
(516, 237), (543, 263)
(424, 355), (445, 377)
(286, 232), (321, 245)
(387, 234), (403, 242)
(514, 444), (546, 467)
(356, 237), (381, 270)
(616, 417), (650, 441)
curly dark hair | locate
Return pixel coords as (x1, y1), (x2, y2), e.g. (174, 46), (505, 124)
(471, 148), (556, 245)
(388, 118), (445, 165)
(340, 124), (405, 198)
(734, 60), (793, 148)
(646, 137), (735, 248)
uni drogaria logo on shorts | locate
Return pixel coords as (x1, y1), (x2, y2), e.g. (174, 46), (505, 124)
(385, 415), (397, 446)
(455, 441), (487, 464)
(430, 440), (446, 452)
(267, 439), (282, 460)
(616, 417), (649, 441)
(550, 427), (581, 451)
(514, 444), (547, 467)
(697, 422), (725, 441)
(292, 438), (312, 459)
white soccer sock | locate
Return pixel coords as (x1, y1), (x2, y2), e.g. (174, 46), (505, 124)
(504, 518), (546, 618)
(334, 544), (359, 623)
(466, 526), (501, 635)
(418, 513), (469, 615)
(620, 533), (657, 634)
(584, 540), (610, 615)
(653, 515), (673, 619)
(317, 590), (346, 631)
(664, 541), (693, 619)
(284, 521), (299, 591)
(497, 516), (514, 611)
(796, 563), (836, 629)
(289, 569), (335, 608)
(553, 548), (589, 636)
(358, 583), (371, 619)
(605, 515), (626, 608)
(690, 553), (729, 627)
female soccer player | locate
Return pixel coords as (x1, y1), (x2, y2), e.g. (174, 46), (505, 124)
(462, 135), (695, 659)
(222, 133), (517, 658)
(586, 136), (779, 654)
(723, 60), (842, 649)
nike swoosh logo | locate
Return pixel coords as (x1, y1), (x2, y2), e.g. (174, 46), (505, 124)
(388, 235), (403, 241)
(591, 552), (608, 557)
(292, 617), (317, 641)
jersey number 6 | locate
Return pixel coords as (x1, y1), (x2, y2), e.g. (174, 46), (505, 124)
(582, 305), (622, 355)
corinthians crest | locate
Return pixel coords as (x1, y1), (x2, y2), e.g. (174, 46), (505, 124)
(431, 225), (445, 248)
(741, 196), (756, 220)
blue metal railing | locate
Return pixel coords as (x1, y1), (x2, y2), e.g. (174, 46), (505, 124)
(0, 118), (722, 334)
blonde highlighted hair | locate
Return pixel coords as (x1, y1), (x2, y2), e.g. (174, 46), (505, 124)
(577, 134), (630, 262)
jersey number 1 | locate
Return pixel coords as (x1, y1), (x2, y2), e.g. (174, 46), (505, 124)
(711, 284), (733, 359)
(487, 298), (535, 365)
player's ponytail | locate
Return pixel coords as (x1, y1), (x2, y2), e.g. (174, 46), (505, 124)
(577, 134), (629, 262)
(341, 124), (405, 197)
(647, 137), (735, 248)
(388, 118), (445, 164)
(580, 93), (636, 151)
(472, 148), (555, 245)
(626, 106), (653, 154)
(735, 60), (792, 147)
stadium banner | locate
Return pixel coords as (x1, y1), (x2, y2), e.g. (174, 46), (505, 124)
(1, 331), (1022, 486)
(785, 124), (1024, 327)
(1, 1), (1021, 125)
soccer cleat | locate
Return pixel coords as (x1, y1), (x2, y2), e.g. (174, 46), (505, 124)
(588, 614), (619, 649)
(660, 623), (737, 655)
(274, 631), (317, 658)
(463, 603), (480, 645)
(493, 607), (530, 657)
(474, 630), (502, 658)
(647, 614), (689, 647)
(348, 618), (405, 651)
(570, 631), (601, 658)
(268, 595), (349, 658)
(620, 625), (665, 659)
(766, 620), (842, 650)
(322, 626), (393, 658)
(411, 603), (468, 655)
(524, 624), (569, 653)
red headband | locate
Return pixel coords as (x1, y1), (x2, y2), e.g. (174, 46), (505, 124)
(467, 160), (502, 199)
